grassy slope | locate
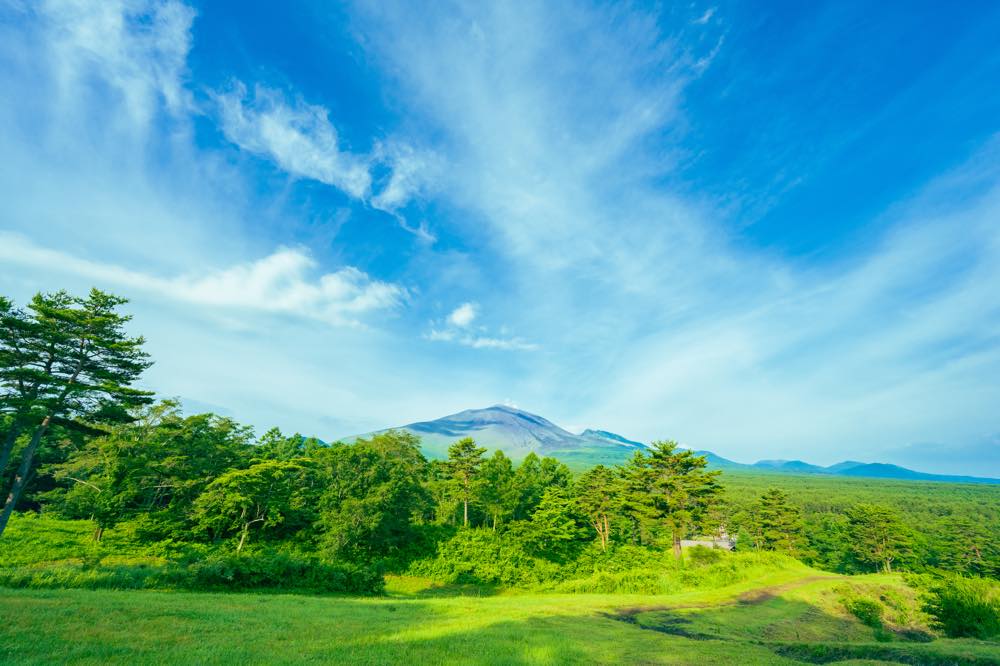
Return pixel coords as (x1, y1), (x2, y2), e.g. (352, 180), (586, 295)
(2, 568), (998, 664)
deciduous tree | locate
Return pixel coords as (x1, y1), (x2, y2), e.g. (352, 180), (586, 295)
(194, 460), (311, 552)
(846, 503), (911, 573)
(575, 465), (619, 551)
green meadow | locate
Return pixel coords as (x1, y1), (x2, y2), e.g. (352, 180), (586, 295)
(2, 568), (998, 665)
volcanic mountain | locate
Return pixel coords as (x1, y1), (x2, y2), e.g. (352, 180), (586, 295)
(346, 404), (644, 467)
(344, 405), (999, 482)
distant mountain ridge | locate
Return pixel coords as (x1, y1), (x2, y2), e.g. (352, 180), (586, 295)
(683, 453), (999, 485)
(344, 405), (999, 483)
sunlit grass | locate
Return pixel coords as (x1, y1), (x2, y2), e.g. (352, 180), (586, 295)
(4, 568), (998, 664)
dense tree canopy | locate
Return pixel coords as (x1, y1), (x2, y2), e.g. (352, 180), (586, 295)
(1, 288), (997, 592)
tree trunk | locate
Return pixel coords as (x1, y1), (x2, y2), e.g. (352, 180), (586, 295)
(463, 498), (469, 527)
(0, 421), (22, 481)
(672, 531), (682, 560)
(0, 416), (50, 539)
(237, 524), (249, 553)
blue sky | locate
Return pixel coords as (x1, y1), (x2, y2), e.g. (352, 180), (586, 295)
(1, 0), (999, 475)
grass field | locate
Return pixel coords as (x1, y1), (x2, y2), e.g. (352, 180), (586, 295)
(2, 567), (998, 664)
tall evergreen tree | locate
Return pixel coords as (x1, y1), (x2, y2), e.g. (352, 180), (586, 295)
(0, 290), (152, 539)
(479, 450), (517, 529)
(523, 487), (585, 561)
(0, 296), (42, 478)
(631, 441), (722, 558)
(575, 465), (619, 551)
(750, 488), (806, 555)
(446, 437), (486, 527)
(619, 450), (657, 546)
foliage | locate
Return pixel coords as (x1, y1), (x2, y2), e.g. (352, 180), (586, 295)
(407, 527), (561, 587)
(45, 402), (253, 537)
(922, 574), (1000, 639)
(575, 464), (618, 552)
(171, 550), (384, 594)
(746, 488), (807, 555)
(193, 460), (313, 552)
(446, 437), (486, 527)
(620, 441), (722, 556)
(846, 503), (912, 573)
(0, 290), (152, 538)
(315, 431), (429, 562)
(721, 472), (1000, 578)
(844, 595), (884, 628)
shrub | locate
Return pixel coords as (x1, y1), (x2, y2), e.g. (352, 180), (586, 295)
(844, 596), (884, 628)
(923, 574), (1000, 639)
(554, 550), (797, 595)
(553, 568), (681, 594)
(0, 561), (161, 591)
(170, 550), (384, 595)
(0, 551), (383, 595)
(406, 528), (560, 587)
(686, 545), (725, 566)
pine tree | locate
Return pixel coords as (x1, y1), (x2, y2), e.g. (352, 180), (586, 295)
(480, 450), (517, 530)
(627, 441), (722, 558)
(447, 437), (486, 527)
(0, 290), (152, 539)
(751, 488), (806, 555)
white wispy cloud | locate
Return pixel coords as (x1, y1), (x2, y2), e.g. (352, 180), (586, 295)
(426, 328), (537, 351)
(215, 83), (373, 200)
(347, 2), (1000, 472)
(42, 0), (195, 132)
(0, 0), (506, 442)
(0, 233), (405, 326)
(427, 302), (536, 351)
(693, 7), (716, 25)
(371, 140), (440, 213)
(214, 83), (437, 233)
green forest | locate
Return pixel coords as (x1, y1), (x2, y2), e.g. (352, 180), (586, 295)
(2, 289), (999, 664)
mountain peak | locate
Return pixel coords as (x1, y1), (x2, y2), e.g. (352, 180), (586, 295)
(342, 408), (1000, 483)
(348, 406), (643, 466)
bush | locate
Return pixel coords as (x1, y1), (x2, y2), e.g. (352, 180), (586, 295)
(554, 550), (797, 595)
(406, 528), (561, 588)
(844, 596), (884, 628)
(923, 574), (1000, 639)
(0, 550), (384, 596)
(553, 568), (681, 594)
(686, 545), (725, 566)
(170, 550), (384, 595)
(0, 561), (162, 591)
